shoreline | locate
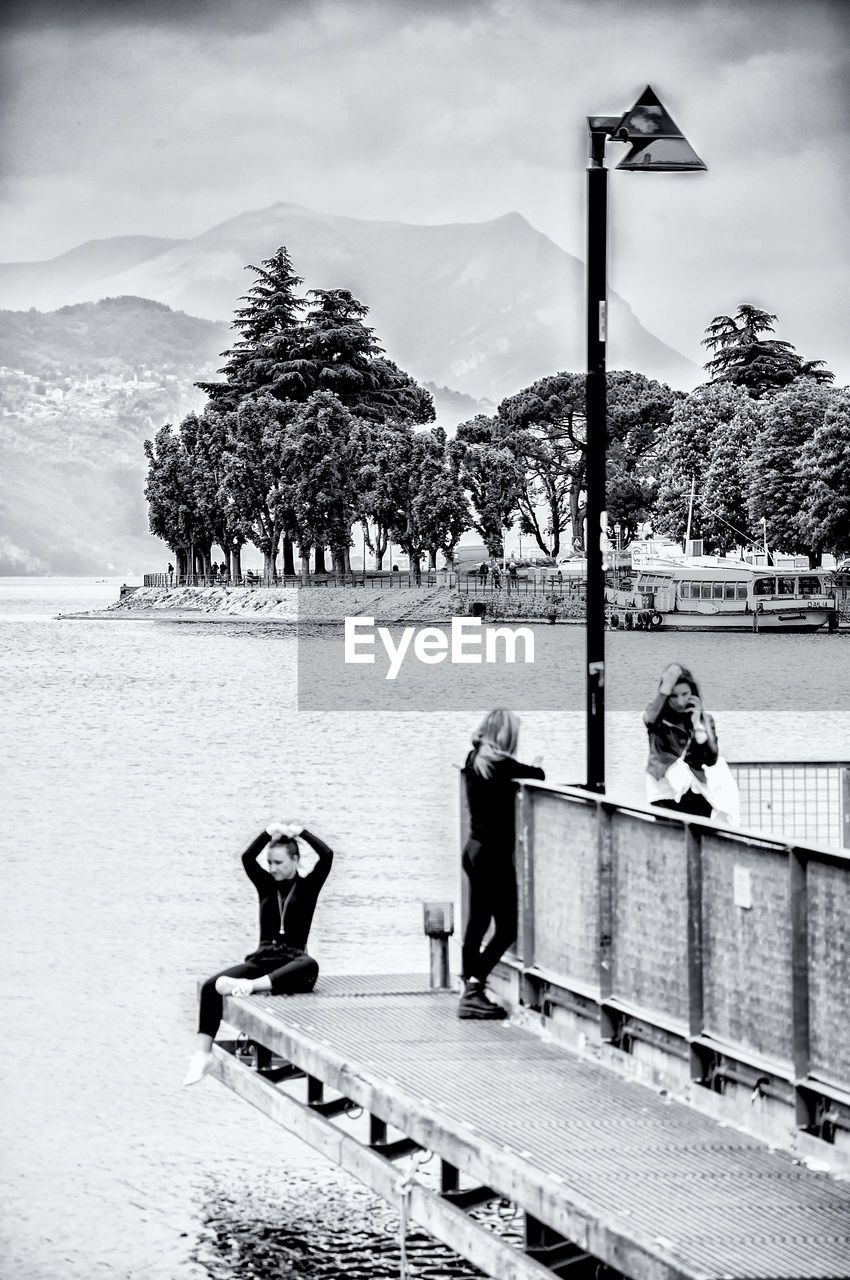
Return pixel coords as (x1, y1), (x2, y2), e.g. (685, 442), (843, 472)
(57, 584), (586, 626)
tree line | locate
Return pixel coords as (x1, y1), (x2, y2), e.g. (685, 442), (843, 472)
(144, 252), (849, 580)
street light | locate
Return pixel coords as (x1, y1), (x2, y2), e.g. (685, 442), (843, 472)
(584, 86), (705, 794)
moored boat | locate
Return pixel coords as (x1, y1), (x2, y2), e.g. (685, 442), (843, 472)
(607, 559), (837, 632)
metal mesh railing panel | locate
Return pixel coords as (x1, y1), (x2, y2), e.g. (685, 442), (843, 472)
(731, 762), (847, 848)
(531, 792), (599, 986)
(701, 834), (793, 1064)
(610, 812), (690, 1022)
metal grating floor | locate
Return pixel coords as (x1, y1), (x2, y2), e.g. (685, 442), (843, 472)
(233, 976), (850, 1280)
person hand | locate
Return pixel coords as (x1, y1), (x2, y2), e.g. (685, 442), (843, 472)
(281, 820), (304, 838)
(531, 756), (543, 768)
(659, 662), (683, 695)
(266, 822), (290, 840)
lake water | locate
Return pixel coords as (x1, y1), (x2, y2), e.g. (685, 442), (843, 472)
(2, 578), (849, 1279)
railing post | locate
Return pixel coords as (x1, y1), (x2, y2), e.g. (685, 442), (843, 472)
(517, 784), (535, 971)
(597, 803), (615, 1040)
(789, 846), (812, 1127)
(685, 822), (705, 1079)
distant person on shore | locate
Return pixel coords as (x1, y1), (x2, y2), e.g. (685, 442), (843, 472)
(492, 564), (502, 589)
(478, 560), (488, 583)
(167, 562), (174, 586)
(183, 821), (334, 1086)
(644, 663), (718, 817)
(459, 709), (544, 1019)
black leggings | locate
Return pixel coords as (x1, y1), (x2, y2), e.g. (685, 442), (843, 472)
(198, 950), (318, 1038)
(461, 846), (518, 984)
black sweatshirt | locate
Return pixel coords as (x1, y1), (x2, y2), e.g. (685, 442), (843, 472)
(463, 750), (545, 858)
(241, 829), (333, 948)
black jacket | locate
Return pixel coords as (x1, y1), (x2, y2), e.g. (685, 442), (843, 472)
(644, 707), (719, 781)
(241, 829), (333, 948)
(463, 749), (545, 859)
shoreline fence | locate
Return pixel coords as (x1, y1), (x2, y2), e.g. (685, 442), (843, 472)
(141, 570), (586, 598)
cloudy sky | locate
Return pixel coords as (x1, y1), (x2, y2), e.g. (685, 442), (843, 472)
(1, 0), (848, 381)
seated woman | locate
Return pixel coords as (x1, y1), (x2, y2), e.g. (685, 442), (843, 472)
(183, 821), (333, 1086)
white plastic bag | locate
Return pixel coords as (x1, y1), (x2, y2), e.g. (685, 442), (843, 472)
(701, 757), (741, 826)
(664, 754), (694, 801)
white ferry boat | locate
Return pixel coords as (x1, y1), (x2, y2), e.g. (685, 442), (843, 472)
(608, 560), (837, 632)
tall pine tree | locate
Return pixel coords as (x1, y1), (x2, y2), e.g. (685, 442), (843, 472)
(299, 288), (434, 424)
(702, 304), (833, 398)
(196, 247), (310, 407)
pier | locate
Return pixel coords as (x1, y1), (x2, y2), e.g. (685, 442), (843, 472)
(206, 784), (850, 1279)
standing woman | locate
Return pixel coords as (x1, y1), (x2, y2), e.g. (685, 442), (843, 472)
(459, 708), (545, 1019)
(644, 662), (718, 816)
(183, 820), (333, 1086)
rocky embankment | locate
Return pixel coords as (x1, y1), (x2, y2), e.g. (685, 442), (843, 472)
(74, 584), (585, 624)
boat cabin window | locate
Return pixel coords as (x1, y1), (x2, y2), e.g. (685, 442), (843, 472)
(798, 576), (822, 596)
(699, 583), (713, 600)
(753, 577), (776, 596)
(712, 583), (724, 600)
(723, 583), (736, 600)
(777, 577), (797, 595)
(679, 582), (692, 598)
(736, 583), (748, 600)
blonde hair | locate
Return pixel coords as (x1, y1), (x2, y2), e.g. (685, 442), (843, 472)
(470, 708), (520, 778)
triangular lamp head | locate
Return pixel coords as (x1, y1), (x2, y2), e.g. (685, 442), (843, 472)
(614, 86), (706, 172)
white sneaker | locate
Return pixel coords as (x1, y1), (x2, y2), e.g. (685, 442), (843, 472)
(182, 1050), (214, 1087)
(214, 976), (254, 997)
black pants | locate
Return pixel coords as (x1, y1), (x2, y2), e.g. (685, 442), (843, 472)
(652, 791), (713, 818)
(198, 946), (318, 1038)
(461, 842), (518, 984)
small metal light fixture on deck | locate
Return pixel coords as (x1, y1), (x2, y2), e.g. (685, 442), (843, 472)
(584, 85), (706, 793)
(422, 901), (454, 989)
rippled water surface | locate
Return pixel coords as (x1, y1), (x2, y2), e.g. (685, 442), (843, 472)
(2, 578), (849, 1279)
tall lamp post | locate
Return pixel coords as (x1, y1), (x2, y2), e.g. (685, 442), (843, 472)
(584, 86), (705, 793)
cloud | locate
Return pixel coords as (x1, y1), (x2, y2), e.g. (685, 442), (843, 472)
(0, 0), (494, 34)
(0, 0), (299, 35)
(0, 0), (847, 383)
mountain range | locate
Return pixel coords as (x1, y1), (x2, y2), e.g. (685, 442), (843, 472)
(0, 203), (699, 574)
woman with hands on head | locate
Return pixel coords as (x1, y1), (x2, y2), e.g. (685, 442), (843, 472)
(644, 662), (719, 817)
(183, 819), (333, 1086)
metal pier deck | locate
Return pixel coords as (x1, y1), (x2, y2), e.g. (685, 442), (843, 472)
(209, 975), (850, 1280)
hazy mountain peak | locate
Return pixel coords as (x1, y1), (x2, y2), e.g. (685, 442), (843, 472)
(0, 202), (698, 399)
